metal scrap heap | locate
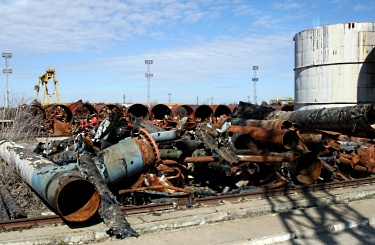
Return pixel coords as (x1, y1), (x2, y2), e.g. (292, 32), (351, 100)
(1, 100), (375, 238)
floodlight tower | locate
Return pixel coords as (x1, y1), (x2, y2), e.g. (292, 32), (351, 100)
(2, 53), (12, 108)
(168, 93), (172, 104)
(252, 66), (259, 105)
(145, 60), (153, 107)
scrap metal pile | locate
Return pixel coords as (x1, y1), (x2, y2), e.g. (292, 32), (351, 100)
(1, 100), (375, 238)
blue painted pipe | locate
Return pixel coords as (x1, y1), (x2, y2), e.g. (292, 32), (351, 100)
(150, 129), (184, 142)
(96, 129), (160, 184)
(0, 140), (100, 222)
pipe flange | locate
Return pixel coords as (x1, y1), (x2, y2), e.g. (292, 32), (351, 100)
(138, 128), (161, 163)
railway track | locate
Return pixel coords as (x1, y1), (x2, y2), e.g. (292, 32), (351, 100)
(1, 176), (374, 232)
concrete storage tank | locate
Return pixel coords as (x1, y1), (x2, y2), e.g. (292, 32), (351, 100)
(294, 22), (375, 110)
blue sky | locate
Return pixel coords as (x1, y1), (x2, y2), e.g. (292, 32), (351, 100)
(0, 0), (374, 106)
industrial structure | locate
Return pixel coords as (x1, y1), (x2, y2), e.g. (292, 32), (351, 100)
(145, 60), (153, 107)
(294, 22), (375, 110)
(34, 67), (61, 105)
(2, 53), (12, 109)
(252, 66), (258, 105)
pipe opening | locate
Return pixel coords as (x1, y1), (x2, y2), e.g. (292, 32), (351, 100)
(150, 104), (172, 120)
(194, 105), (213, 120)
(367, 105), (375, 129)
(280, 121), (293, 130)
(231, 133), (253, 149)
(214, 105), (232, 117)
(126, 104), (149, 120)
(282, 131), (298, 150)
(57, 178), (100, 222)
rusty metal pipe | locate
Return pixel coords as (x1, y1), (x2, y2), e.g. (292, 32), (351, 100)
(0, 195), (9, 221)
(0, 140), (100, 222)
(119, 185), (194, 195)
(189, 105), (213, 120)
(234, 102), (375, 137)
(149, 104), (172, 120)
(267, 104), (375, 137)
(0, 179), (27, 219)
(227, 125), (298, 150)
(320, 160), (351, 181)
(161, 155), (297, 165)
(171, 104), (195, 118)
(226, 118), (293, 130)
(125, 103), (149, 120)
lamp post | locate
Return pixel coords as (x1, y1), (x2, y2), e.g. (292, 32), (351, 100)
(145, 60), (153, 107)
(168, 93), (172, 104)
(252, 66), (258, 105)
(2, 53), (12, 108)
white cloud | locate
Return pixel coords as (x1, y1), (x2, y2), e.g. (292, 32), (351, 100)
(354, 4), (372, 11)
(272, 1), (303, 10)
(0, 0), (211, 53)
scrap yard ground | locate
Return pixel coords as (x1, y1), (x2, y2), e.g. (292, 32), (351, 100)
(0, 183), (375, 244)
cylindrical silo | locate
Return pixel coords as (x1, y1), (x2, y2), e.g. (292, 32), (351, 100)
(294, 22), (375, 110)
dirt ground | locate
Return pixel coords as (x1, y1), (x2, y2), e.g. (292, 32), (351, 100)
(0, 142), (52, 219)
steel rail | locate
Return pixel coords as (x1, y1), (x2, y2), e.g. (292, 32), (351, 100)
(1, 177), (374, 231)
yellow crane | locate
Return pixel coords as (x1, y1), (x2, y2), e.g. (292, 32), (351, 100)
(34, 67), (61, 105)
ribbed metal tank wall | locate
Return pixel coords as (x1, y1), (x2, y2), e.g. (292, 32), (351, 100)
(294, 22), (375, 110)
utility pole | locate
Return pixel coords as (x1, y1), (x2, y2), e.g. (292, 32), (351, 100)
(168, 93), (172, 104)
(145, 60), (153, 107)
(2, 53), (12, 108)
(123, 94), (126, 104)
(252, 66), (259, 105)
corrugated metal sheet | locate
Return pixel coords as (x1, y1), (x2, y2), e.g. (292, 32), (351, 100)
(294, 22), (375, 110)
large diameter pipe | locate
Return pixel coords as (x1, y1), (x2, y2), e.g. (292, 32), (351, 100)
(0, 140), (100, 222)
(267, 104), (375, 137)
(225, 118), (293, 130)
(227, 125), (298, 151)
(234, 102), (375, 137)
(149, 104), (172, 120)
(97, 129), (160, 184)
